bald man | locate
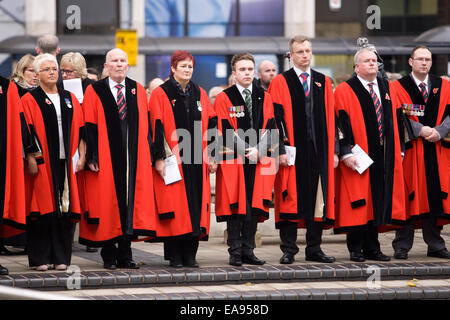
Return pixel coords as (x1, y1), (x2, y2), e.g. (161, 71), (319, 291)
(80, 48), (157, 269)
(257, 60), (277, 91)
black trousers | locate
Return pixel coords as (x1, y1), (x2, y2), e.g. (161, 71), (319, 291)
(346, 222), (380, 254)
(27, 159), (73, 267)
(392, 217), (446, 253)
(27, 213), (73, 267)
(227, 214), (258, 257)
(101, 237), (132, 265)
(164, 236), (199, 264)
(279, 220), (324, 256)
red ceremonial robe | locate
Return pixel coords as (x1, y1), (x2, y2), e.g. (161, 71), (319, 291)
(0, 77), (29, 238)
(334, 76), (406, 231)
(214, 82), (277, 222)
(392, 75), (450, 227)
(149, 80), (216, 240)
(80, 77), (156, 246)
(21, 87), (84, 219)
(268, 69), (336, 229)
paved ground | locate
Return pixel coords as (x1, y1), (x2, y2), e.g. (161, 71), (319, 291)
(0, 224), (448, 302)
(2, 226), (449, 273)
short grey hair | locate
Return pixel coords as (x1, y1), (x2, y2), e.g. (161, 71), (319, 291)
(37, 34), (59, 54)
(354, 47), (376, 65)
(33, 53), (58, 73)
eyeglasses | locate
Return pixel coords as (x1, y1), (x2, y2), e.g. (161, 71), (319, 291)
(412, 58), (432, 62)
(61, 69), (75, 75)
(40, 67), (58, 73)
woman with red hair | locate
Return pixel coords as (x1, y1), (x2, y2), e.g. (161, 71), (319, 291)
(149, 50), (218, 268)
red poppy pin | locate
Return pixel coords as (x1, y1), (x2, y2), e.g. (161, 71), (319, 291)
(433, 88), (439, 94)
(45, 98), (52, 105)
(315, 82), (322, 88)
(385, 93), (390, 100)
(131, 88), (136, 95)
(0, 86), (2, 94)
(171, 99), (176, 106)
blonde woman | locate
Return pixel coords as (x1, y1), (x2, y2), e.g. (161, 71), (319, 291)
(60, 52), (95, 93)
(10, 54), (38, 96)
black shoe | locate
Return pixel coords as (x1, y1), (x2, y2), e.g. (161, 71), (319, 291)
(183, 259), (199, 268)
(394, 249), (408, 260)
(0, 246), (13, 256)
(306, 251), (336, 263)
(0, 265), (8, 275)
(117, 260), (140, 269)
(364, 251), (391, 261)
(103, 263), (117, 270)
(350, 252), (365, 262)
(169, 261), (183, 268)
(229, 255), (242, 267)
(242, 254), (265, 265)
(280, 253), (295, 264)
(86, 246), (98, 253)
(427, 249), (450, 259)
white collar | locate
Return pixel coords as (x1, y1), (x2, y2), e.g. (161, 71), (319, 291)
(236, 82), (253, 96)
(357, 75), (378, 88)
(293, 66), (311, 79)
(109, 77), (126, 90)
(410, 73), (429, 88)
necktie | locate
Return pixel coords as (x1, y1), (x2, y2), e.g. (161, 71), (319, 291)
(368, 82), (383, 145)
(300, 72), (310, 97)
(419, 82), (428, 103)
(115, 84), (126, 120)
(243, 88), (252, 126)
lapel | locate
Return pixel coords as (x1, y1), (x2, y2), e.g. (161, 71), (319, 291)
(251, 79), (265, 130)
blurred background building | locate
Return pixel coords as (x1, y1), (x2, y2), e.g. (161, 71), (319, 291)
(0, 0), (448, 92)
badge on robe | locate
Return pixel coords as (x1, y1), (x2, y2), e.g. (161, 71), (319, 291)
(402, 103), (425, 116)
(228, 105), (244, 118)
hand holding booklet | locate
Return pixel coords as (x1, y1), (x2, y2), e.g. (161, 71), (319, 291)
(351, 144), (373, 174)
(163, 155), (182, 185)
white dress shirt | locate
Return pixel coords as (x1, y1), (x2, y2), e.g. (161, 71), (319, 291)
(109, 78), (126, 103)
(236, 82), (253, 101)
(293, 66), (311, 90)
(47, 93), (66, 159)
(411, 73), (429, 91)
(357, 76), (382, 101)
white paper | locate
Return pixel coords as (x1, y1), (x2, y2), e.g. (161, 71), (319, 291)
(163, 155), (182, 185)
(284, 145), (296, 166)
(72, 149), (80, 174)
(351, 144), (374, 174)
(63, 78), (84, 103)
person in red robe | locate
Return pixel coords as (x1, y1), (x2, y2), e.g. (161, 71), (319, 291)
(22, 53), (86, 271)
(334, 48), (406, 262)
(268, 36), (338, 264)
(214, 53), (278, 266)
(149, 50), (217, 268)
(0, 76), (31, 274)
(391, 45), (450, 260)
(80, 48), (157, 270)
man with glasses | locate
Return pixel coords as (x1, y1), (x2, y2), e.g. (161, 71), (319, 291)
(391, 46), (450, 260)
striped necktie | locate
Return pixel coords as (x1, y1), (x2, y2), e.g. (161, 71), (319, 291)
(419, 82), (428, 103)
(243, 88), (252, 126)
(115, 84), (126, 120)
(300, 72), (310, 97)
(368, 82), (383, 145)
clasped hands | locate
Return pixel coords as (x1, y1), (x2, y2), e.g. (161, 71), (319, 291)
(420, 126), (440, 143)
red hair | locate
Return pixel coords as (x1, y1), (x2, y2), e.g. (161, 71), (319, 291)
(170, 50), (195, 76)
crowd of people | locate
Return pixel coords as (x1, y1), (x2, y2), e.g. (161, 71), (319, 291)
(0, 34), (449, 275)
